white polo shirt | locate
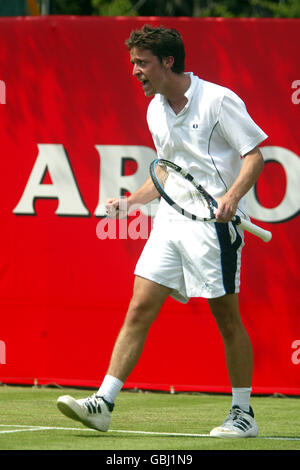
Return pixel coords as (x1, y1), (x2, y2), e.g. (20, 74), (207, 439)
(147, 72), (268, 221)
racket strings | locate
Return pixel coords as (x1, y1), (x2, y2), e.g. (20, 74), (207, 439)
(158, 163), (212, 219)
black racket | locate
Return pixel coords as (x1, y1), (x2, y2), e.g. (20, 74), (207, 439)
(150, 158), (272, 242)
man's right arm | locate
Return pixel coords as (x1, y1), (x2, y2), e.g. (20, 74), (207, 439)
(105, 175), (160, 218)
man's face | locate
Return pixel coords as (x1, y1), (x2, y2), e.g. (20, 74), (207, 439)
(130, 47), (170, 97)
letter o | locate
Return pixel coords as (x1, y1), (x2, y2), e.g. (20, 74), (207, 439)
(246, 146), (300, 223)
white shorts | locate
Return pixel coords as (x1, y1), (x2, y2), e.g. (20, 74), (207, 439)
(134, 219), (244, 303)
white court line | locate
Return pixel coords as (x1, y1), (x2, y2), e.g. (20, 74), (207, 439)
(0, 428), (49, 435)
(0, 424), (94, 434)
(0, 424), (299, 441)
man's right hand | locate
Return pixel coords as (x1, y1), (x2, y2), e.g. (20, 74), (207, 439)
(105, 197), (128, 219)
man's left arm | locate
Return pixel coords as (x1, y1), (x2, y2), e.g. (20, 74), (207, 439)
(215, 147), (264, 223)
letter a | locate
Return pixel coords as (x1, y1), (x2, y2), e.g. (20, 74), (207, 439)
(13, 144), (89, 216)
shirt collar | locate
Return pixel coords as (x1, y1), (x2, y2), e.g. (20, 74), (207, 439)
(158, 72), (196, 111)
(184, 72), (196, 101)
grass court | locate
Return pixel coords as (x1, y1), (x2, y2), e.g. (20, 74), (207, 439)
(0, 385), (299, 452)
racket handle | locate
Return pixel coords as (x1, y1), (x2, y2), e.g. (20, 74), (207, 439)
(233, 216), (272, 243)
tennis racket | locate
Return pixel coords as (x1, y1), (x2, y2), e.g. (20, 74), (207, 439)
(150, 159), (272, 243)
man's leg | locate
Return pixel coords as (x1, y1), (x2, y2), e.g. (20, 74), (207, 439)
(208, 293), (253, 389)
(105, 276), (172, 383)
(208, 293), (258, 438)
(57, 276), (171, 431)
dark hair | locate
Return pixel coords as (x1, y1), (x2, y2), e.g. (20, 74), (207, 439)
(125, 25), (185, 74)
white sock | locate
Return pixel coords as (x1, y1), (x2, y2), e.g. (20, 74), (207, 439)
(97, 375), (124, 404)
(232, 387), (252, 412)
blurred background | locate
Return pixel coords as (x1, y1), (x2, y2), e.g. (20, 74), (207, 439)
(0, 0), (299, 394)
(0, 0), (299, 18)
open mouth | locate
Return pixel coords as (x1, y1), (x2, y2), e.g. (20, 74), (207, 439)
(141, 79), (150, 89)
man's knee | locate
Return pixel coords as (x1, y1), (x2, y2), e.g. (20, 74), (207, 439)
(208, 294), (244, 340)
(124, 293), (161, 331)
(124, 276), (171, 329)
(216, 316), (244, 341)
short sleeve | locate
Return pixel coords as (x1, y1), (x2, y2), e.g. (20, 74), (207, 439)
(218, 91), (268, 156)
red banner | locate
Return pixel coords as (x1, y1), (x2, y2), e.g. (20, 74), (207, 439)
(0, 17), (299, 394)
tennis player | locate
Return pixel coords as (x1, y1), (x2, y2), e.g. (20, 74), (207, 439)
(57, 25), (268, 438)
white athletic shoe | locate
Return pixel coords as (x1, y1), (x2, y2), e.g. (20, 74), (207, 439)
(57, 394), (114, 431)
(210, 405), (258, 438)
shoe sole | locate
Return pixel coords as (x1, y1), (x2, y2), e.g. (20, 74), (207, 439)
(210, 427), (258, 438)
(57, 396), (82, 423)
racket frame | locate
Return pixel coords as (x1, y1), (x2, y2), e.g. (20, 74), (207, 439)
(150, 158), (272, 243)
(150, 158), (216, 221)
